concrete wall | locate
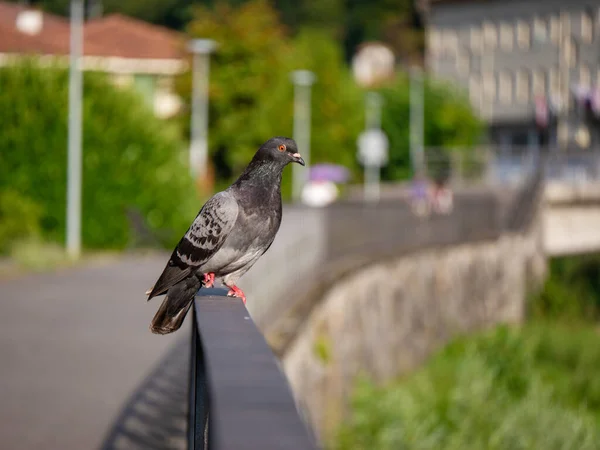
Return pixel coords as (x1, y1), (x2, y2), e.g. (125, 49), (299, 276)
(243, 189), (506, 328)
(281, 221), (546, 441)
(543, 181), (600, 256)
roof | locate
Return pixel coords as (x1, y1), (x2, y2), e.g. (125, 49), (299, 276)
(0, 2), (185, 60)
(0, 2), (70, 54)
(84, 14), (185, 59)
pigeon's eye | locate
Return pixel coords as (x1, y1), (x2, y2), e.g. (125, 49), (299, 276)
(278, 144), (286, 152)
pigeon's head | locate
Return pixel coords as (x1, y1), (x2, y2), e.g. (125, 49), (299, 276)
(256, 137), (305, 167)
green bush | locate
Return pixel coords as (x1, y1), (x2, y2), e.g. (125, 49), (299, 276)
(336, 324), (600, 450)
(0, 189), (43, 253)
(529, 254), (600, 322)
(0, 62), (197, 249)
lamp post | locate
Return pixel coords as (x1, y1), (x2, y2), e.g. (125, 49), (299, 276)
(188, 39), (217, 180)
(291, 70), (316, 201)
(66, 0), (84, 259)
(352, 42), (395, 203)
(409, 66), (425, 174)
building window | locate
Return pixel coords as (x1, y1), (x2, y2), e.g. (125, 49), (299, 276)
(582, 11), (593, 44)
(516, 70), (529, 103)
(500, 23), (513, 50)
(549, 67), (560, 99)
(558, 122), (569, 146)
(483, 22), (497, 49)
(428, 29), (441, 55)
(443, 29), (458, 57)
(517, 21), (530, 49)
(560, 12), (571, 36)
(483, 72), (496, 100)
(563, 37), (577, 68)
(456, 50), (470, 74)
(532, 70), (546, 96)
(533, 17), (548, 43)
(580, 64), (591, 87)
(549, 15), (560, 44)
(548, 16), (560, 45)
(470, 26), (483, 54)
(469, 74), (482, 107)
(498, 71), (513, 104)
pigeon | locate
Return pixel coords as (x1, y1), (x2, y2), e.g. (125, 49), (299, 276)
(147, 136), (305, 335)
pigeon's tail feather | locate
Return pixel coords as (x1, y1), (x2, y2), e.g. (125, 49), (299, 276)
(149, 275), (201, 335)
(147, 263), (192, 300)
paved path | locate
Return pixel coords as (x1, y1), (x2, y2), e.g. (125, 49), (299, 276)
(0, 254), (186, 450)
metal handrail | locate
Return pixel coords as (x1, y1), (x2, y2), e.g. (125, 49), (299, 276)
(188, 290), (318, 450)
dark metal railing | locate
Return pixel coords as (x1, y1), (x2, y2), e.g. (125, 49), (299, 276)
(188, 289), (318, 450)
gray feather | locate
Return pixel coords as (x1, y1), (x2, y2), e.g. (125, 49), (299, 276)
(176, 191), (239, 267)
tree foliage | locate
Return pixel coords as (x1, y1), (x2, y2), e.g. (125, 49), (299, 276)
(379, 76), (484, 181)
(0, 62), (197, 249)
(179, 0), (364, 194)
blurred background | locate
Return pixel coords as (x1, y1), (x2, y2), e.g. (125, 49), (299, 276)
(2, 0), (600, 449)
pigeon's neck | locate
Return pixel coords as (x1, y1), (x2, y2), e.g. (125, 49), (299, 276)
(232, 160), (284, 199)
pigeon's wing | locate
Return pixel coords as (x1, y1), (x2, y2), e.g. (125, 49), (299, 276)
(147, 191), (239, 299)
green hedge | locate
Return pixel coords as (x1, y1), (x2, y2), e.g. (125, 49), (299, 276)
(0, 189), (43, 253)
(336, 324), (600, 450)
(0, 62), (197, 249)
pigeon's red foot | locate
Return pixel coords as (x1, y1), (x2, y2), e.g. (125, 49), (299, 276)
(202, 272), (215, 288)
(226, 285), (247, 305)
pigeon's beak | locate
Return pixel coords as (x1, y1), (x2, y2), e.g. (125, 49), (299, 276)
(292, 152), (305, 166)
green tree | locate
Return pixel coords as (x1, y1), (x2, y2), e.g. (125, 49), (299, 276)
(182, 0), (291, 182)
(0, 62), (197, 249)
(379, 76), (483, 181)
(180, 0), (364, 194)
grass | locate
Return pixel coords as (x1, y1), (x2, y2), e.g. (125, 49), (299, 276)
(2, 237), (124, 276)
(9, 237), (71, 272)
(335, 323), (600, 450)
(313, 334), (333, 365)
(335, 253), (600, 449)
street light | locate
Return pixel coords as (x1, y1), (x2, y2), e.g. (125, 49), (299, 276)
(409, 66), (425, 174)
(66, 0), (84, 259)
(188, 39), (217, 180)
(291, 70), (316, 201)
(352, 42), (395, 203)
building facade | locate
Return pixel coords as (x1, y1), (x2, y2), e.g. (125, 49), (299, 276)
(428, 0), (600, 151)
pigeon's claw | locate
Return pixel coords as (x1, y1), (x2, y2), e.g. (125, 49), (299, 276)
(226, 285), (247, 305)
(202, 272), (215, 288)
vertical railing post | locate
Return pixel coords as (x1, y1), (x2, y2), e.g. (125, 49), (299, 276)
(188, 303), (198, 448)
(188, 301), (209, 450)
